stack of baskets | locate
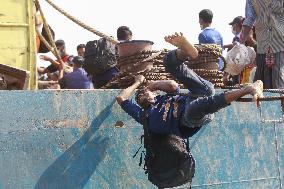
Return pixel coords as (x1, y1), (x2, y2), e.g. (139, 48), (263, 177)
(104, 50), (169, 88)
(103, 42), (225, 89)
(185, 44), (225, 88)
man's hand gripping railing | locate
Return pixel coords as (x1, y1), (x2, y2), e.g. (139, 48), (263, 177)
(236, 89), (284, 123)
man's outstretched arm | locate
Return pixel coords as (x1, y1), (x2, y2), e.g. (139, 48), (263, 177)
(116, 75), (145, 105)
(40, 55), (61, 67)
(147, 80), (179, 93)
(224, 80), (263, 106)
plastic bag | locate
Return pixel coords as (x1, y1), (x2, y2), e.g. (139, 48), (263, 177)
(225, 43), (256, 75)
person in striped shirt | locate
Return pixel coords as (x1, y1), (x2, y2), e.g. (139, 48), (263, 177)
(241, 0), (284, 89)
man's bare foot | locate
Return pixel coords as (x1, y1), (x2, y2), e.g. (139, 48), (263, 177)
(164, 32), (186, 48)
(164, 32), (198, 59)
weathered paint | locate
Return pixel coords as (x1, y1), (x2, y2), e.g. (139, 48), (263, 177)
(0, 90), (283, 189)
(0, 0), (37, 89)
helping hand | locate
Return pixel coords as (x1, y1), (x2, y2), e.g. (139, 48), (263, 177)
(135, 75), (145, 84)
(39, 55), (52, 62)
(248, 80), (264, 107)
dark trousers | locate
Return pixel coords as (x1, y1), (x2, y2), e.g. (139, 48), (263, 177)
(163, 50), (229, 128)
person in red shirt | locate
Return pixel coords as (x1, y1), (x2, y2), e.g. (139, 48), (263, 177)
(38, 39), (71, 75)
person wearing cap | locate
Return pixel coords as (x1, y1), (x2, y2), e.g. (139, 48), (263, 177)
(242, 0), (284, 89)
(58, 56), (93, 89)
(223, 16), (258, 86)
(223, 16), (245, 86)
(198, 9), (224, 70)
(224, 16), (244, 51)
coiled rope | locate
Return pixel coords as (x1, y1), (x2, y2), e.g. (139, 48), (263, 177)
(35, 0), (63, 65)
(43, 0), (119, 44)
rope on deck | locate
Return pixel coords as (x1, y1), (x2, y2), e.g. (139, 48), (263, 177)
(43, 0), (119, 44)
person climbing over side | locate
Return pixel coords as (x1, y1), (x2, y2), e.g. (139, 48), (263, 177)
(116, 32), (263, 189)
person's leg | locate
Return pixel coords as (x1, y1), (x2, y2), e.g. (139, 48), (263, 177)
(163, 32), (215, 96)
(253, 54), (272, 89)
(272, 51), (284, 89)
(182, 80), (263, 127)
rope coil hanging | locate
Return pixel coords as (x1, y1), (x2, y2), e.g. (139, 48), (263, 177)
(43, 0), (119, 44)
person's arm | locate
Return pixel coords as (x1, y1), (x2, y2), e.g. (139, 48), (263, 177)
(224, 44), (234, 50)
(39, 55), (60, 67)
(58, 76), (66, 89)
(147, 80), (179, 93)
(245, 30), (257, 47)
(58, 67), (64, 80)
(241, 0), (256, 43)
(225, 80), (263, 107)
(241, 25), (253, 44)
(116, 75), (145, 105)
(57, 58), (65, 80)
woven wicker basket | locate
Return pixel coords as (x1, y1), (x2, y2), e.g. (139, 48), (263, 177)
(103, 44), (225, 89)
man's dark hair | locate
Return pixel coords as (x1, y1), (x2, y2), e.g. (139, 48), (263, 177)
(72, 56), (85, 67)
(117, 26), (132, 41)
(55, 39), (65, 47)
(135, 87), (149, 109)
(77, 44), (86, 51)
(135, 87), (146, 103)
(199, 9), (213, 23)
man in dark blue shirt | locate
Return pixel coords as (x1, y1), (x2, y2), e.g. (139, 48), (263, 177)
(59, 56), (93, 89)
(116, 32), (263, 139)
(198, 9), (224, 70)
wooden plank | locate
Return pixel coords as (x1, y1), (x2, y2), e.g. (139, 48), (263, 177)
(0, 63), (29, 89)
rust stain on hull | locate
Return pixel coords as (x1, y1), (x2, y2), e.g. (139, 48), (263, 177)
(43, 115), (88, 129)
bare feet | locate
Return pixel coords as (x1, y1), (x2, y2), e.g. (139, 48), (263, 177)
(164, 32), (198, 59)
(164, 32), (186, 48)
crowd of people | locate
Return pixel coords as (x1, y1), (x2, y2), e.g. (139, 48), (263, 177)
(37, 26), (133, 89)
(36, 0), (284, 90)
